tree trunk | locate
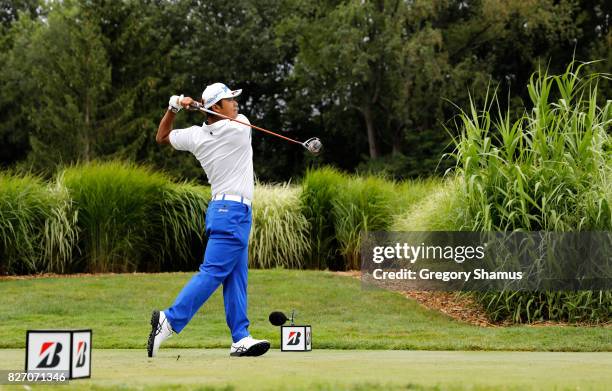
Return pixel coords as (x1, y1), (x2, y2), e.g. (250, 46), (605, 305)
(362, 105), (379, 159)
(392, 141), (401, 156)
(84, 94), (91, 162)
(392, 125), (404, 156)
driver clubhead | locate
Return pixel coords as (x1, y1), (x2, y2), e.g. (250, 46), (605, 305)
(304, 137), (323, 155)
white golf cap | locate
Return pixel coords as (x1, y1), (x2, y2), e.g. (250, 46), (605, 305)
(202, 83), (242, 109)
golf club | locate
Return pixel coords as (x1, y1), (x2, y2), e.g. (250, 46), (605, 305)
(188, 102), (323, 155)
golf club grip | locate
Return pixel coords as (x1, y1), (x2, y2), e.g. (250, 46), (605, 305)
(191, 104), (302, 145)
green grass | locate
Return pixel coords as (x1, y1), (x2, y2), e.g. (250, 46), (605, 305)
(392, 178), (464, 231)
(394, 177), (447, 216)
(62, 162), (170, 272)
(250, 183), (310, 268)
(1, 349), (611, 390)
(332, 175), (395, 269)
(450, 61), (610, 232)
(447, 62), (612, 323)
(300, 168), (434, 270)
(300, 166), (348, 269)
(0, 271), (609, 351)
(0, 172), (76, 274)
(61, 161), (210, 273)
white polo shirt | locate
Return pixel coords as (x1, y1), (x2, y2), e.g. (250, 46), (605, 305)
(169, 114), (254, 200)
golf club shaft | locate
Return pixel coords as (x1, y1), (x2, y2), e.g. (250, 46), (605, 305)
(192, 104), (302, 146)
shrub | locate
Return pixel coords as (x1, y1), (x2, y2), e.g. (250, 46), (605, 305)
(63, 161), (166, 272)
(449, 61), (611, 323)
(450, 62), (610, 231)
(152, 182), (210, 271)
(249, 183), (310, 269)
(62, 161), (209, 272)
(301, 168), (436, 270)
(300, 166), (348, 269)
(0, 172), (76, 274)
(394, 177), (447, 215)
(332, 175), (396, 270)
(478, 290), (611, 324)
(392, 177), (464, 231)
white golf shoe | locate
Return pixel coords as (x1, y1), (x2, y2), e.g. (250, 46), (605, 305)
(147, 310), (174, 357)
(230, 335), (270, 357)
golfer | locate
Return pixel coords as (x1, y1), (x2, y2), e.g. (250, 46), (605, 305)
(147, 82), (270, 358)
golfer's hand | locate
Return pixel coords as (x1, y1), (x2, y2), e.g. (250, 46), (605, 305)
(179, 96), (194, 108)
(168, 94), (184, 113)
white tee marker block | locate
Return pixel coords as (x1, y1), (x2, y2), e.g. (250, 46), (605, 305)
(281, 325), (312, 352)
(26, 330), (92, 379)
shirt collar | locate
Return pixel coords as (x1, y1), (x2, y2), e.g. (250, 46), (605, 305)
(202, 119), (229, 130)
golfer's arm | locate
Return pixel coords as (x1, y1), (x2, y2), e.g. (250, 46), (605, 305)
(156, 110), (175, 145)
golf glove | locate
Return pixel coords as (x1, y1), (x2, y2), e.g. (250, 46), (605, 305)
(168, 94), (184, 113)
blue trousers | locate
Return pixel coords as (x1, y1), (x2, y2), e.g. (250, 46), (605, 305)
(164, 200), (252, 342)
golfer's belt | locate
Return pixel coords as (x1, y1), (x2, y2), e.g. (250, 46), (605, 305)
(212, 194), (252, 206)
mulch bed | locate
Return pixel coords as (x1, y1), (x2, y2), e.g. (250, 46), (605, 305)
(334, 271), (611, 328)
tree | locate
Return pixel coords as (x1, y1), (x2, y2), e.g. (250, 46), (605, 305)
(0, 0), (39, 29)
(278, 0), (404, 159)
(24, 4), (111, 169)
(0, 0), (608, 179)
(0, 1), (42, 168)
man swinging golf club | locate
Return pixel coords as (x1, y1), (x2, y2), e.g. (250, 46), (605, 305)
(148, 82), (270, 358)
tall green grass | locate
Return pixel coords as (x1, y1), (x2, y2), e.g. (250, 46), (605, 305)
(153, 182), (210, 271)
(393, 177), (448, 215)
(249, 183), (310, 268)
(451, 62), (610, 231)
(62, 161), (209, 272)
(301, 168), (408, 270)
(392, 177), (464, 231)
(478, 290), (612, 323)
(4, 164), (461, 275)
(0, 173), (76, 274)
(300, 167), (347, 269)
(450, 61), (611, 323)
(301, 169), (450, 270)
(332, 176), (395, 270)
